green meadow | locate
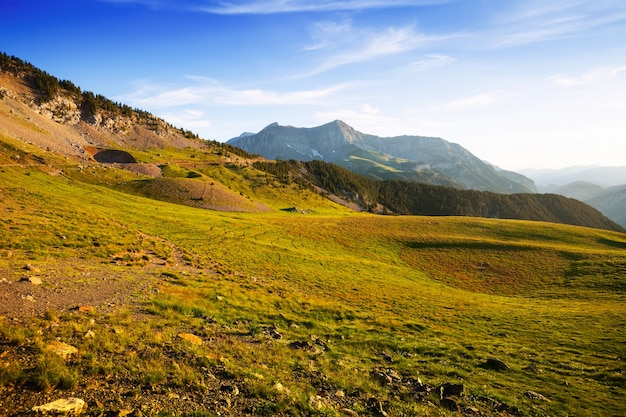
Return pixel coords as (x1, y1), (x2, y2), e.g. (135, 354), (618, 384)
(0, 162), (624, 416)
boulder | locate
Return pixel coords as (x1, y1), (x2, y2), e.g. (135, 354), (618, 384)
(177, 333), (203, 346)
(32, 398), (87, 415)
(483, 358), (510, 371)
(45, 340), (78, 359)
(525, 390), (550, 401)
(439, 382), (464, 398)
(20, 276), (42, 285)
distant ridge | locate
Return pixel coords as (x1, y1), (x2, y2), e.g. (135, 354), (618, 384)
(1, 50), (623, 231)
(228, 120), (536, 194)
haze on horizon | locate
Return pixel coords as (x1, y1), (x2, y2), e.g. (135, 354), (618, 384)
(3, 0), (626, 171)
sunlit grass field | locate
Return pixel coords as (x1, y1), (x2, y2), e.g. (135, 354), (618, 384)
(1, 164), (624, 416)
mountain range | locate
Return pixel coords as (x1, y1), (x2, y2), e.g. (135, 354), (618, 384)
(0, 51), (622, 232)
(228, 121), (536, 194)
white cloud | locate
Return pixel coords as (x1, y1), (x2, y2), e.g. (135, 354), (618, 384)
(299, 24), (441, 76)
(201, 0), (449, 15)
(116, 77), (352, 108)
(404, 54), (455, 71)
(550, 66), (626, 86)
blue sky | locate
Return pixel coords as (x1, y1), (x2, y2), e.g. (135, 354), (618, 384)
(2, 0), (626, 170)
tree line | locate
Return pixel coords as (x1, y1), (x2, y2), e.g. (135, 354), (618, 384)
(253, 159), (624, 232)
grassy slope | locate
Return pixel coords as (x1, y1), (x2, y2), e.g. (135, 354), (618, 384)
(1, 164), (624, 416)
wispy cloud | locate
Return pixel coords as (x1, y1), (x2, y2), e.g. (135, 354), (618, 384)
(116, 77), (352, 107)
(490, 0), (626, 47)
(298, 22), (452, 77)
(404, 54), (455, 71)
(550, 65), (626, 86)
(201, 0), (449, 15)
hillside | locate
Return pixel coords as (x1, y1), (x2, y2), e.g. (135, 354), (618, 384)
(0, 52), (625, 416)
(253, 160), (624, 232)
(227, 120), (536, 194)
(1, 52), (622, 232)
(546, 182), (626, 229)
(522, 166), (626, 229)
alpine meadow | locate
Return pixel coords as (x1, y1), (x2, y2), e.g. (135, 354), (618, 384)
(0, 52), (625, 417)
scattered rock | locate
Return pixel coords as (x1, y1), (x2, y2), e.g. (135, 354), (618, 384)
(45, 340), (78, 359)
(221, 384), (239, 395)
(84, 330), (95, 339)
(483, 357), (510, 371)
(340, 408), (359, 416)
(74, 305), (95, 313)
(177, 333), (203, 346)
(371, 368), (401, 386)
(308, 395), (328, 410)
(117, 409), (134, 417)
(439, 382), (464, 399)
(23, 264), (41, 274)
(20, 276), (42, 285)
(311, 335), (329, 351)
(32, 397), (87, 415)
(262, 325), (283, 339)
(525, 390), (550, 401)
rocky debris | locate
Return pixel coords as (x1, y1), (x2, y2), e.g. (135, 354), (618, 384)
(220, 384), (239, 395)
(309, 394), (329, 410)
(483, 357), (510, 371)
(372, 368), (402, 385)
(438, 382), (464, 411)
(262, 325), (283, 339)
(311, 335), (329, 351)
(525, 390), (550, 401)
(31, 397), (87, 415)
(366, 397), (389, 417)
(288, 340), (323, 354)
(177, 333), (203, 346)
(37, 96), (81, 125)
(20, 275), (42, 285)
(45, 340), (78, 359)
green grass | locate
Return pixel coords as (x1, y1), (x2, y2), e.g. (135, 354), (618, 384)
(0, 164), (624, 416)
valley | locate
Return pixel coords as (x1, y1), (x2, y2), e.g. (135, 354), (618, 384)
(0, 52), (625, 416)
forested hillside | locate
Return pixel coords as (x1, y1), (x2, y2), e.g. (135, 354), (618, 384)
(253, 160), (625, 232)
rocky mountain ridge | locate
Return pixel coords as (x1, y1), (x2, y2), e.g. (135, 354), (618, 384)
(228, 120), (536, 194)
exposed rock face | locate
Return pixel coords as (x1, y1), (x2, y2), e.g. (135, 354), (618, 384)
(228, 120), (536, 194)
(36, 96), (81, 125)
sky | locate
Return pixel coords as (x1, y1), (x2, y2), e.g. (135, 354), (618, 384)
(2, 0), (626, 170)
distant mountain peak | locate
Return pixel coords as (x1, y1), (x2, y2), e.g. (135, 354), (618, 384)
(227, 121), (535, 194)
